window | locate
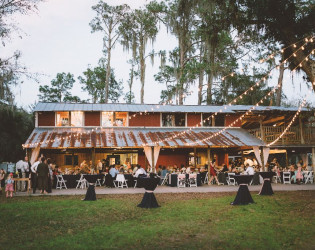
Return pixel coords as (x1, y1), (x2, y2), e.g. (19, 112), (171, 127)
(71, 111), (83, 127)
(101, 112), (127, 127)
(114, 112), (127, 127)
(64, 155), (78, 166)
(102, 112), (114, 127)
(202, 113), (213, 127)
(56, 112), (70, 126)
(202, 113), (224, 127)
(162, 113), (185, 127)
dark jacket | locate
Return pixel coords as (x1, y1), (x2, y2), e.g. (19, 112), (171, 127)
(37, 163), (49, 177)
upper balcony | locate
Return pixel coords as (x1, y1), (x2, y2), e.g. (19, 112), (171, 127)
(249, 126), (315, 146)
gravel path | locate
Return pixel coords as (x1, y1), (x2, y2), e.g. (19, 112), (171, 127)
(14, 183), (315, 196)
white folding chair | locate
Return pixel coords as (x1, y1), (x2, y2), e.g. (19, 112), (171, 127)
(113, 174), (128, 188)
(177, 174), (186, 188)
(76, 174), (87, 189)
(188, 174), (197, 187)
(204, 173), (209, 184)
(56, 175), (67, 189)
(95, 179), (102, 187)
(283, 172), (291, 184)
(304, 171), (314, 184)
(272, 172), (281, 183)
(160, 173), (169, 186)
(226, 173), (236, 186)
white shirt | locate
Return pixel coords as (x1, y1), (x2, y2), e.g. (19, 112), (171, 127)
(185, 167), (191, 174)
(135, 168), (146, 177)
(16, 160), (29, 173)
(253, 159), (258, 166)
(245, 166), (255, 175)
(31, 161), (40, 173)
(244, 159), (254, 167)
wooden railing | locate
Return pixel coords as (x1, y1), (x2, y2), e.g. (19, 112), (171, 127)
(248, 126), (315, 145)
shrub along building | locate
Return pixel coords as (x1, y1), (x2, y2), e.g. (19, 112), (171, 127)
(23, 103), (315, 171)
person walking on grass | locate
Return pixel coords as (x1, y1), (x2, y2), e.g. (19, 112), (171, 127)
(37, 157), (49, 194)
(5, 173), (14, 198)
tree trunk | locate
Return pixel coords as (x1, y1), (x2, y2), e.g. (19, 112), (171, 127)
(104, 22), (112, 104)
(140, 36), (145, 104)
(178, 37), (185, 105)
(276, 62), (285, 106)
(206, 44), (215, 105)
(198, 69), (204, 105)
(198, 43), (204, 105)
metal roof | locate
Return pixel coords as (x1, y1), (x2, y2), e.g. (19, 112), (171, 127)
(33, 102), (309, 113)
(24, 127), (264, 149)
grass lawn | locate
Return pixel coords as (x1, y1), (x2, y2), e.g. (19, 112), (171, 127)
(0, 191), (314, 250)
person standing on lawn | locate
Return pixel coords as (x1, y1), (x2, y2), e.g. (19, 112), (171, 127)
(0, 169), (6, 195)
(5, 173), (14, 198)
(31, 157), (41, 194)
(37, 157), (49, 194)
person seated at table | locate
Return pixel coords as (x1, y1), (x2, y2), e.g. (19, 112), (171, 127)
(157, 166), (162, 176)
(186, 165), (192, 174)
(244, 157), (254, 167)
(128, 168), (134, 174)
(160, 166), (169, 177)
(119, 166), (125, 174)
(244, 164), (255, 175)
(133, 165), (138, 174)
(109, 165), (119, 178)
(221, 164), (229, 173)
(135, 165), (147, 178)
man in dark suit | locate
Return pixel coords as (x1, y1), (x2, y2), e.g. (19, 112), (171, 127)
(37, 157), (49, 194)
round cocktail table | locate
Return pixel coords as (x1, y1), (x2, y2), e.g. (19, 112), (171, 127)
(231, 175), (254, 205)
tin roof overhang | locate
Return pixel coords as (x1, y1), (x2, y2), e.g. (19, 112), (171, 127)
(24, 127), (264, 149)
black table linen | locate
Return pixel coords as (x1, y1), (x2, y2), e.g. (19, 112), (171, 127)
(258, 172), (275, 195)
(231, 175), (254, 205)
(137, 177), (160, 208)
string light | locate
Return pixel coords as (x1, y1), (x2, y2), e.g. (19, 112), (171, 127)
(23, 36), (314, 149)
(267, 91), (310, 147)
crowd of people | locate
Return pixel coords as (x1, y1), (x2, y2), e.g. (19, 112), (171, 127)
(0, 154), (313, 197)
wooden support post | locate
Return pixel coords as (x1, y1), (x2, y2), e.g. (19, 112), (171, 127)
(259, 119), (265, 142)
(207, 147), (211, 181)
(285, 150), (289, 168)
(151, 146), (154, 173)
(299, 116), (305, 144)
(312, 147), (315, 172)
(91, 148), (95, 168)
(260, 146), (265, 171)
(194, 147), (197, 168)
(212, 116), (215, 127)
(72, 151), (75, 168)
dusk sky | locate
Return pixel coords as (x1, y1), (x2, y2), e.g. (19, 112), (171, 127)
(3, 0), (314, 110)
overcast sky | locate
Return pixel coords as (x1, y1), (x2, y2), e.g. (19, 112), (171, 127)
(3, 0), (314, 110)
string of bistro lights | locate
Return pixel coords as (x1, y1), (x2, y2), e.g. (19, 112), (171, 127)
(22, 36), (315, 148)
(129, 35), (314, 120)
(141, 40), (314, 147)
(267, 89), (311, 147)
(221, 35), (314, 81)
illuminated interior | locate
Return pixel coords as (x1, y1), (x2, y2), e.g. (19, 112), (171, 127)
(56, 112), (70, 126)
(71, 111), (83, 127)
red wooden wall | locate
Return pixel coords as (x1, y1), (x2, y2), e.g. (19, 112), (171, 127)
(187, 113), (201, 127)
(85, 112), (100, 126)
(129, 112), (160, 127)
(224, 114), (242, 127)
(38, 112), (55, 126)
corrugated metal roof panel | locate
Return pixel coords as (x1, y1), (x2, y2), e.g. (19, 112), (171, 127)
(33, 102), (310, 113)
(24, 127), (264, 149)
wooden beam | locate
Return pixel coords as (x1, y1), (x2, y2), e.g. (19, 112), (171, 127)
(299, 116), (305, 144)
(262, 116), (285, 124)
(312, 147), (315, 172)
